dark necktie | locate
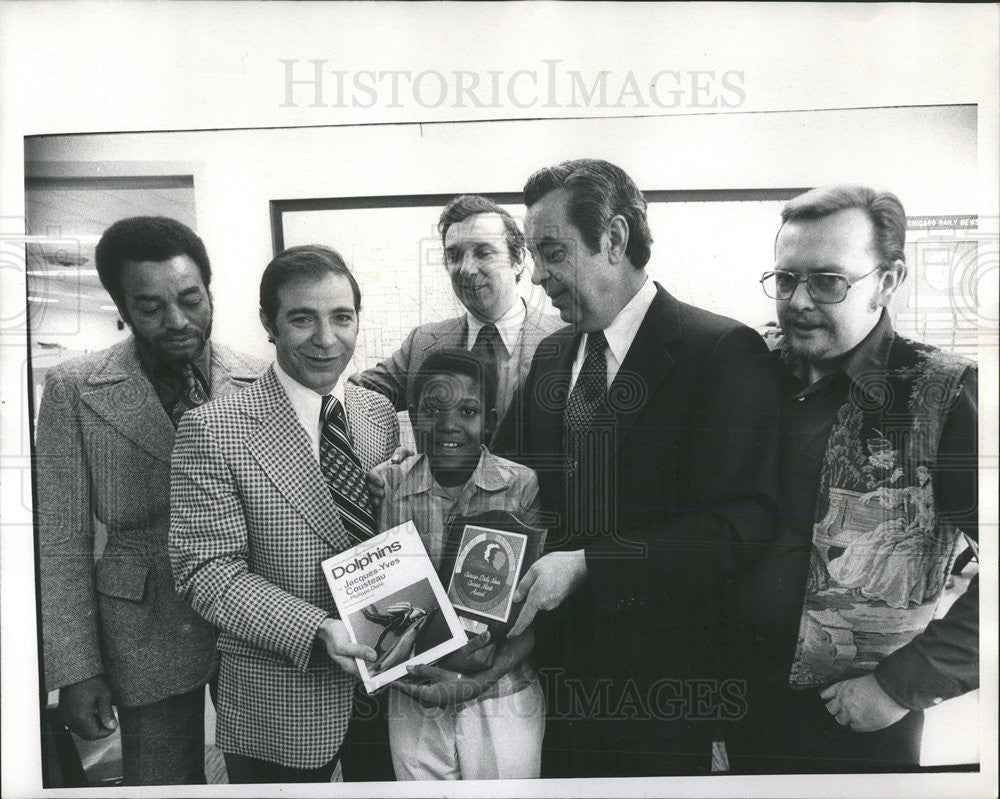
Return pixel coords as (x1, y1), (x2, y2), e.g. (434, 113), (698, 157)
(563, 331), (608, 436)
(471, 323), (500, 389)
(169, 363), (209, 428)
(562, 331), (612, 538)
(319, 395), (376, 541)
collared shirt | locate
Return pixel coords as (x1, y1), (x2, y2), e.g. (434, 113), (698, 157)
(379, 446), (540, 566)
(568, 276), (656, 392)
(783, 308), (895, 392)
(779, 310), (894, 545)
(136, 339), (213, 414)
(464, 297), (527, 357)
(378, 446), (540, 701)
(466, 298), (530, 421)
(769, 309), (979, 707)
(743, 315), (897, 692)
(273, 360), (346, 464)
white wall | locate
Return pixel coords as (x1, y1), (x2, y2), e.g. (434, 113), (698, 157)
(25, 104), (978, 362)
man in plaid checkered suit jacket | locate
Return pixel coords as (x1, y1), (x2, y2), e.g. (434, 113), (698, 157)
(170, 245), (399, 783)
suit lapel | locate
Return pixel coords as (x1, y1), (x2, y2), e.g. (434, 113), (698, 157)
(420, 316), (466, 353)
(80, 340), (175, 464)
(606, 284), (679, 447)
(537, 330), (580, 454)
(209, 341), (262, 397)
(518, 301), (546, 376)
(245, 370), (355, 554)
(342, 382), (385, 473)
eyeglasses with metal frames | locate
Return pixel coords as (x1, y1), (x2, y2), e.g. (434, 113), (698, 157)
(759, 266), (882, 304)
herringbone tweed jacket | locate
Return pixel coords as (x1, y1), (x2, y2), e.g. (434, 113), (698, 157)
(36, 338), (265, 706)
(170, 367), (399, 768)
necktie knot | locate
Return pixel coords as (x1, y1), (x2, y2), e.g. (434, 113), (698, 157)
(472, 323), (501, 364)
(169, 362), (208, 427)
(585, 330), (607, 357)
(471, 323), (501, 399)
(320, 394), (341, 425)
(564, 329), (609, 437)
(475, 323), (500, 347)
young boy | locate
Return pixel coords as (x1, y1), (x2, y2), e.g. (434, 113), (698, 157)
(378, 348), (544, 781)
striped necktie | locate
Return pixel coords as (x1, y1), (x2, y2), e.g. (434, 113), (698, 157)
(319, 395), (376, 541)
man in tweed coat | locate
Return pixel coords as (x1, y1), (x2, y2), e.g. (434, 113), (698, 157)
(36, 217), (265, 785)
(351, 194), (561, 440)
(170, 245), (399, 783)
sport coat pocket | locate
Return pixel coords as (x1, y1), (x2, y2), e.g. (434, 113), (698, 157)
(95, 558), (151, 602)
(217, 633), (289, 663)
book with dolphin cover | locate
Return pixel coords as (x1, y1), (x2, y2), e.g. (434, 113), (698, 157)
(321, 521), (468, 693)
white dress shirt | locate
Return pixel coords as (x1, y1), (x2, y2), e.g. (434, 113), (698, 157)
(273, 360), (347, 464)
(568, 277), (657, 392)
(465, 297), (527, 357)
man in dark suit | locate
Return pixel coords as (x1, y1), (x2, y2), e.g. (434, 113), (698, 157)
(170, 245), (399, 783)
(497, 159), (779, 777)
(36, 217), (265, 785)
(351, 194), (561, 439)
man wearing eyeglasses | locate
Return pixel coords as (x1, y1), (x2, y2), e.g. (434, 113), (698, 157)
(734, 186), (979, 773)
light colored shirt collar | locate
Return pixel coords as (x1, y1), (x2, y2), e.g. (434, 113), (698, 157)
(395, 446), (513, 499)
(571, 276), (656, 389)
(465, 298), (526, 357)
(273, 360), (346, 462)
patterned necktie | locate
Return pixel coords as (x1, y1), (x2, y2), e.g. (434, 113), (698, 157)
(471, 322), (500, 389)
(563, 331), (608, 435)
(169, 363), (209, 428)
(562, 331), (612, 537)
(319, 395), (376, 541)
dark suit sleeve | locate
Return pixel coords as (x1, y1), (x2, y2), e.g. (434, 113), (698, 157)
(492, 347), (550, 474)
(874, 366), (978, 709)
(347, 327), (419, 412)
(585, 325), (780, 617)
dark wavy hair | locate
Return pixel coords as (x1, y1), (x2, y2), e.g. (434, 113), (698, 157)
(523, 158), (653, 269)
(95, 217), (211, 309)
(259, 245), (361, 325)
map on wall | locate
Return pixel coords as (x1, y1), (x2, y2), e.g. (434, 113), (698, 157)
(275, 196), (556, 376)
(273, 196), (990, 376)
(272, 192), (799, 377)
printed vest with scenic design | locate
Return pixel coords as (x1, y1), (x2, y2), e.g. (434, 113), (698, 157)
(789, 335), (974, 688)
